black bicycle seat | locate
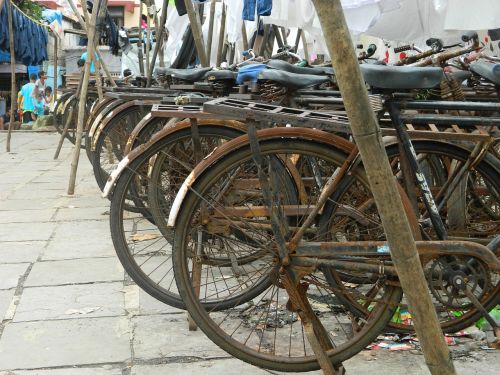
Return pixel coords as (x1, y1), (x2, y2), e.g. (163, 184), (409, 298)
(446, 70), (472, 83)
(470, 61), (500, 86)
(155, 67), (213, 82)
(268, 60), (334, 75)
(360, 65), (444, 89)
(206, 70), (238, 81)
(258, 69), (330, 89)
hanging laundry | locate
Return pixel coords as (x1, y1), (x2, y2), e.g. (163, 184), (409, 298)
(243, 0), (273, 21)
(0, 0), (49, 66)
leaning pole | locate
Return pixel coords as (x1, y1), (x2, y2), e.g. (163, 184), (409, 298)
(311, 1), (457, 374)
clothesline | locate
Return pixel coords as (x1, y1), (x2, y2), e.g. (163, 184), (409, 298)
(11, 1), (52, 30)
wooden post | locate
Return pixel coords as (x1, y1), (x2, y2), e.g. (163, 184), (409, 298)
(67, 0), (100, 195)
(137, 0), (145, 75)
(215, 3), (226, 66)
(301, 30), (310, 62)
(53, 34), (58, 102)
(147, 0), (168, 86)
(183, 0), (208, 66)
(6, 0), (15, 153)
(93, 1), (108, 100)
(205, 0), (216, 64)
(311, 1), (456, 375)
(241, 21), (248, 51)
(66, 0), (117, 86)
(144, 0), (151, 79)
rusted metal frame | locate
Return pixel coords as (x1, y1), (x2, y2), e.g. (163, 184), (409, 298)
(402, 100), (500, 112)
(292, 240), (500, 270)
(397, 140), (419, 216)
(88, 100), (125, 143)
(401, 114), (500, 127)
(288, 146), (360, 252)
(203, 98), (351, 133)
(462, 287), (500, 340)
(91, 100), (155, 151)
(296, 89), (341, 96)
(246, 120), (290, 265)
(110, 86), (177, 94)
(104, 92), (169, 100)
(432, 140), (492, 215)
(381, 128), (491, 142)
(387, 101), (448, 240)
(293, 257), (396, 277)
(280, 269), (342, 375)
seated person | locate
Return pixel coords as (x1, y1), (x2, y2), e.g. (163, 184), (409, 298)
(0, 109), (21, 130)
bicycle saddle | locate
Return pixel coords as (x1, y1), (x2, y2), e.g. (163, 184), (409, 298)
(360, 65), (444, 89)
(206, 70), (238, 81)
(268, 59), (335, 75)
(155, 67), (213, 82)
(470, 60), (500, 86)
(258, 70), (330, 89)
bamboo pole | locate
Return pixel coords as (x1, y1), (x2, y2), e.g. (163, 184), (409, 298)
(93, 1), (108, 100)
(147, 0), (168, 86)
(53, 34), (58, 102)
(215, 3), (226, 67)
(311, 1), (456, 374)
(6, 0), (15, 152)
(205, 0), (216, 64)
(144, 0), (151, 79)
(66, 0), (117, 86)
(301, 30), (310, 62)
(137, 0), (145, 75)
(67, 0), (100, 195)
(183, 0), (208, 66)
(241, 21), (248, 51)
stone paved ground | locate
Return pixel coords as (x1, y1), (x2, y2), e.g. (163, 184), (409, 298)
(0, 133), (498, 375)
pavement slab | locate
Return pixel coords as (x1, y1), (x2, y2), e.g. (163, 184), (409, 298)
(0, 289), (16, 321)
(0, 241), (44, 263)
(14, 282), (125, 322)
(132, 314), (229, 360)
(0, 263), (30, 290)
(0, 317), (130, 370)
(0, 368), (122, 375)
(0, 222), (55, 242)
(24, 258), (124, 287)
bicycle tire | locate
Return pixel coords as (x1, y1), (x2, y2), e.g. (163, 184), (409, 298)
(173, 134), (402, 372)
(110, 125), (262, 309)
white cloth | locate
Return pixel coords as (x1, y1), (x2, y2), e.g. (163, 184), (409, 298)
(164, 5), (190, 66)
(444, 0), (500, 30)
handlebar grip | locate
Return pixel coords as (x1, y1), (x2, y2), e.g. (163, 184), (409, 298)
(366, 44), (377, 57)
(462, 31), (478, 42)
(356, 44), (364, 49)
(426, 38), (441, 47)
(394, 45), (412, 53)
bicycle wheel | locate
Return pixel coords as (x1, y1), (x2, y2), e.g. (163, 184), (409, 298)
(92, 105), (151, 191)
(110, 125), (249, 308)
(173, 132), (401, 372)
(318, 140), (500, 333)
